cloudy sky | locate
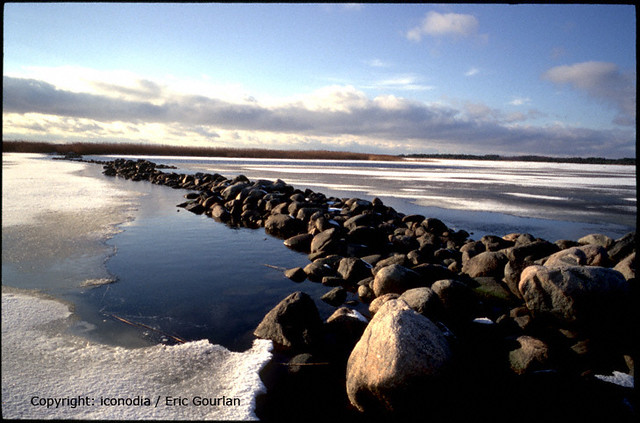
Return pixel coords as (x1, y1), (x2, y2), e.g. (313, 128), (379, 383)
(3, 3), (636, 157)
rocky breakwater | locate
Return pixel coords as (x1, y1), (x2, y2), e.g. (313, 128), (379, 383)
(100, 158), (637, 421)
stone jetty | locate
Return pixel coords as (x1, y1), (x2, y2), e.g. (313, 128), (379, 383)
(95, 157), (636, 421)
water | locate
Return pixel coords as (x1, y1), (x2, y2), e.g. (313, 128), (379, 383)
(2, 153), (635, 419)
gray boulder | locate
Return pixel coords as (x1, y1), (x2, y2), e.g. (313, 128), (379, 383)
(518, 265), (629, 329)
(578, 233), (614, 249)
(508, 335), (551, 375)
(544, 245), (609, 268)
(346, 299), (452, 413)
(613, 252), (635, 280)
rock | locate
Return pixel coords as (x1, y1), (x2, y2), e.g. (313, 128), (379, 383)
(481, 235), (514, 251)
(321, 276), (344, 287)
(324, 307), (368, 360)
(346, 299), (452, 414)
(461, 251), (508, 278)
(505, 240), (560, 263)
(303, 261), (334, 282)
(422, 218), (449, 235)
(578, 233), (614, 249)
(184, 201), (206, 214)
(518, 265), (629, 330)
(210, 204), (231, 222)
(344, 214), (376, 231)
(254, 292), (323, 351)
(284, 267), (307, 283)
(431, 279), (478, 324)
(309, 228), (344, 257)
(508, 335), (551, 375)
(398, 287), (442, 320)
(613, 252), (635, 280)
(321, 286), (347, 307)
(283, 233), (313, 252)
(608, 232), (636, 263)
(358, 284), (375, 303)
(372, 254), (407, 275)
(372, 264), (419, 297)
(555, 239), (580, 250)
(221, 181), (250, 200)
(544, 245), (609, 268)
(368, 293), (399, 315)
(472, 276), (515, 310)
(264, 214), (306, 239)
(347, 226), (387, 249)
(411, 263), (457, 286)
(337, 257), (372, 283)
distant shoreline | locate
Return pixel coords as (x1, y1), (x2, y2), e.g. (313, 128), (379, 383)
(2, 140), (635, 165)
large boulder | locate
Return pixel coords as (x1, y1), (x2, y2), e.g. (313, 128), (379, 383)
(543, 245), (609, 268)
(608, 232), (636, 263)
(613, 252), (636, 280)
(578, 233), (614, 249)
(254, 292), (323, 351)
(431, 279), (478, 324)
(372, 264), (419, 297)
(518, 265), (630, 331)
(508, 335), (552, 375)
(346, 299), (452, 414)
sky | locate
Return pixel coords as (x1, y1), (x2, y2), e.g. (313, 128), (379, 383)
(2, 3), (636, 158)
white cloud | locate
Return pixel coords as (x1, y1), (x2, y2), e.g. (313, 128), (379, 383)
(407, 11), (479, 42)
(465, 67), (479, 77)
(2, 67), (635, 158)
(543, 61), (636, 126)
(366, 58), (391, 68)
(509, 97), (531, 106)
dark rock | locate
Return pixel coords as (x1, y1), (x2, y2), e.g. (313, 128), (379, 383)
(372, 254), (407, 275)
(324, 307), (368, 361)
(310, 228), (345, 257)
(422, 217), (448, 235)
(284, 267), (307, 283)
(608, 232), (636, 263)
(505, 240), (560, 263)
(303, 261), (335, 282)
(221, 181), (250, 200)
(481, 235), (514, 251)
(264, 214), (306, 239)
(544, 245), (609, 268)
(184, 201), (206, 214)
(321, 276), (344, 287)
(346, 299), (452, 414)
(337, 257), (372, 283)
(358, 284), (375, 303)
(555, 239), (580, 250)
(283, 233), (313, 253)
(321, 286), (347, 307)
(411, 263), (457, 286)
(431, 279), (478, 324)
(253, 292), (323, 352)
(210, 204), (231, 222)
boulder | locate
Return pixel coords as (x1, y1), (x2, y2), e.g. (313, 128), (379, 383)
(431, 279), (478, 324)
(462, 251), (509, 278)
(422, 217), (449, 235)
(303, 261), (334, 282)
(346, 299), (452, 414)
(508, 335), (551, 375)
(309, 228), (345, 257)
(481, 235), (514, 252)
(321, 286), (347, 307)
(578, 233), (614, 249)
(372, 264), (419, 297)
(505, 240), (560, 263)
(254, 292), (323, 351)
(264, 214), (306, 239)
(518, 265), (630, 330)
(324, 307), (368, 360)
(284, 267), (307, 283)
(221, 181), (250, 200)
(283, 233), (313, 252)
(544, 245), (609, 268)
(398, 287), (442, 320)
(337, 257), (372, 283)
(411, 263), (457, 286)
(613, 252), (635, 280)
(368, 293), (399, 315)
(608, 232), (636, 263)
(372, 254), (407, 275)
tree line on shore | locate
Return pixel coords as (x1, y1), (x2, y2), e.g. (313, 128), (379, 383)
(2, 140), (635, 165)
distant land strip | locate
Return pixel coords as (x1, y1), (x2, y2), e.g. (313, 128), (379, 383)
(2, 140), (635, 165)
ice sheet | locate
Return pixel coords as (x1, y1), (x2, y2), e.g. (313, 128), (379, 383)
(1, 288), (273, 420)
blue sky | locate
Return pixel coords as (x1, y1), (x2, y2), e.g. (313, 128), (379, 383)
(3, 3), (636, 157)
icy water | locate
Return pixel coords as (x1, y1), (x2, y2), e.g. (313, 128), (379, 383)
(2, 153), (636, 419)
